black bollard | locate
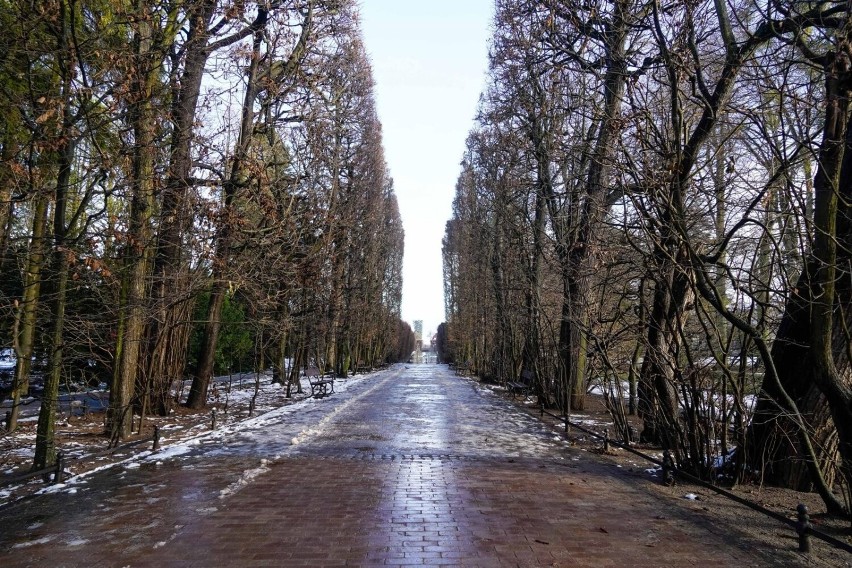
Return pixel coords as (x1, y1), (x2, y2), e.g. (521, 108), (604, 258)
(4, 411), (10, 431)
(211, 408), (217, 430)
(796, 504), (811, 553)
(152, 425), (161, 451)
(82, 400), (88, 417)
(604, 429), (610, 452)
(54, 451), (65, 484)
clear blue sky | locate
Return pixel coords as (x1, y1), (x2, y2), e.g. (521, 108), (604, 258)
(359, 0), (493, 340)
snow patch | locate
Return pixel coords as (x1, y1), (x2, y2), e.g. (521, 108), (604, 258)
(147, 445), (192, 461)
(219, 459), (271, 499)
(12, 536), (54, 548)
(40, 483), (70, 495)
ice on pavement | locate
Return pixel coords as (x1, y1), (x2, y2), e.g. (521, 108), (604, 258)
(15, 365), (575, 504)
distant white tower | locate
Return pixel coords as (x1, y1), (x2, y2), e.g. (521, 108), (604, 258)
(414, 320), (423, 363)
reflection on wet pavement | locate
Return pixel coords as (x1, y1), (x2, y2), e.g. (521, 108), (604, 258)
(0, 364), (794, 567)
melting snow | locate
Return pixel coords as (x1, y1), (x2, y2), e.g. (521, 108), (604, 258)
(219, 459), (270, 499)
(147, 445), (192, 461)
(12, 536), (54, 548)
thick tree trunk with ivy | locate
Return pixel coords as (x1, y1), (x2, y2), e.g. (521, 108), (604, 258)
(750, 49), (852, 512)
(749, 264), (851, 513)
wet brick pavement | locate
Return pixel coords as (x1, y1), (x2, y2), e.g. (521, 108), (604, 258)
(0, 364), (814, 566)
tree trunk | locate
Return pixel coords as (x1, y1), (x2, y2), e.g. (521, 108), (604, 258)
(145, 0), (218, 417)
(529, 0), (631, 412)
(33, 0), (79, 467)
(638, 242), (691, 457)
(187, 287), (226, 408)
(749, 48), (852, 514)
(523, 178), (547, 400)
(34, 247), (69, 470)
(8, 195), (48, 431)
(188, 15), (265, 409)
(637, 0), (771, 461)
(107, 0), (158, 440)
(490, 180), (512, 382)
(188, 4), (311, 405)
(34, 47), (75, 467)
(0, 130), (19, 262)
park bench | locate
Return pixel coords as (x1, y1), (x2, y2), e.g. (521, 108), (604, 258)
(455, 361), (471, 376)
(305, 366), (335, 398)
(507, 369), (534, 399)
(355, 361), (372, 374)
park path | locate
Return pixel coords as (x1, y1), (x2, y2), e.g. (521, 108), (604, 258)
(0, 364), (799, 566)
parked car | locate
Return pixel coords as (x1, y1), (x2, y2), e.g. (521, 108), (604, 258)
(0, 349), (15, 400)
(0, 348), (15, 376)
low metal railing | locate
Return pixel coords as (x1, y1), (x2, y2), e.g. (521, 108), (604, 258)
(0, 425), (161, 490)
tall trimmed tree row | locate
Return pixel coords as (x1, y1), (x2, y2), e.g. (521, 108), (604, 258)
(443, 0), (852, 515)
(0, 0), (410, 460)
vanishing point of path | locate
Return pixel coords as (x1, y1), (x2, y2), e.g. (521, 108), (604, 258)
(0, 365), (804, 567)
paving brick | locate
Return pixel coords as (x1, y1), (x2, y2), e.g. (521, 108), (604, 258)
(0, 365), (823, 567)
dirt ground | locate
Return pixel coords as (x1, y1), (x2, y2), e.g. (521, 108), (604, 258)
(502, 386), (852, 567)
